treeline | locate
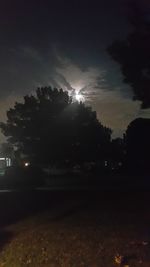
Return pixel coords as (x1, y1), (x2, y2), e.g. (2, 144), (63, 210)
(0, 87), (149, 175)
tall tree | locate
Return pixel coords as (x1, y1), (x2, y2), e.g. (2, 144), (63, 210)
(110, 137), (126, 162)
(125, 118), (150, 171)
(107, 2), (150, 108)
(0, 87), (111, 164)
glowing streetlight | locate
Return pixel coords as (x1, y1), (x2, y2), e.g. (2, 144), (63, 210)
(24, 162), (30, 167)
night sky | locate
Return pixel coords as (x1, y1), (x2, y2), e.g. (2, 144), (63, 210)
(0, 0), (150, 142)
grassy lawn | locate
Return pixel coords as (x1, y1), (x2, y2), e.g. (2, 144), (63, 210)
(0, 190), (150, 267)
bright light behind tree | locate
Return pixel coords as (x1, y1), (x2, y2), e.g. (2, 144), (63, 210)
(75, 92), (84, 102)
(69, 84), (85, 102)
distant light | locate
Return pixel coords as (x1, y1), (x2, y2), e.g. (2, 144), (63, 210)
(0, 158), (5, 160)
(24, 162), (30, 167)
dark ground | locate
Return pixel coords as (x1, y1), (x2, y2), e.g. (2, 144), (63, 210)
(0, 185), (150, 266)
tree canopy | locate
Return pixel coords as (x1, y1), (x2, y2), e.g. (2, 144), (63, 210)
(126, 118), (150, 159)
(0, 87), (112, 164)
(107, 4), (150, 108)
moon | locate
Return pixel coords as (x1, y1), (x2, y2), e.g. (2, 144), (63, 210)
(75, 92), (84, 102)
(70, 85), (85, 102)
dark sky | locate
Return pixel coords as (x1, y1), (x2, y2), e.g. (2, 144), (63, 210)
(0, 0), (150, 141)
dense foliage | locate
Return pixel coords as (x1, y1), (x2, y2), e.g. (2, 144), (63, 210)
(107, 5), (150, 108)
(0, 87), (112, 164)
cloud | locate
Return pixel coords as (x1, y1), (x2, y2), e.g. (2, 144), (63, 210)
(92, 95), (142, 137)
(56, 59), (101, 91)
(0, 45), (150, 143)
(54, 54), (150, 137)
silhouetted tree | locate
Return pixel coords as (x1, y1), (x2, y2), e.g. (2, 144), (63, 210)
(126, 118), (150, 172)
(107, 3), (150, 108)
(110, 137), (125, 162)
(0, 87), (112, 165)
